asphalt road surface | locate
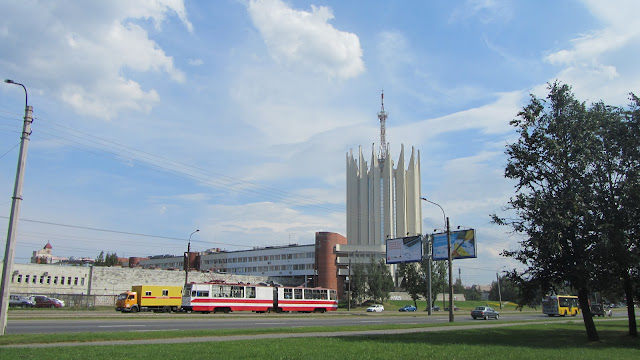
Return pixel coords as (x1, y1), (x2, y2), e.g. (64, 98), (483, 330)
(7, 309), (622, 334)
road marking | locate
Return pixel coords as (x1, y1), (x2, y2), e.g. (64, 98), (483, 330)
(255, 322), (287, 325)
(98, 325), (146, 328)
(361, 320), (383, 323)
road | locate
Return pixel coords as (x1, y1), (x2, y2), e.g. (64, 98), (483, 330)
(7, 309), (618, 334)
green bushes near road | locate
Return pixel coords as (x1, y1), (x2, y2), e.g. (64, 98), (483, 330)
(0, 321), (636, 359)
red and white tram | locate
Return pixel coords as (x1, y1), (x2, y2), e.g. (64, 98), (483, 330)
(182, 281), (338, 313)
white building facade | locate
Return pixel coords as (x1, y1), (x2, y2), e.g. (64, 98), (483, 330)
(346, 143), (422, 245)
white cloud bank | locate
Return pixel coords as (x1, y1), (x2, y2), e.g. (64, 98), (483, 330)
(247, 0), (365, 79)
(0, 0), (192, 120)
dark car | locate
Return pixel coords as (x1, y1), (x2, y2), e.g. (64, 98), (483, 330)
(590, 304), (605, 317)
(431, 305), (440, 311)
(471, 306), (499, 320)
(445, 305), (459, 311)
(32, 295), (63, 308)
(9, 295), (35, 308)
(398, 305), (417, 312)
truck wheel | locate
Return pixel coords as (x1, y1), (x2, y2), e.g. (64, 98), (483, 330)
(162, 306), (171, 313)
(131, 307), (138, 313)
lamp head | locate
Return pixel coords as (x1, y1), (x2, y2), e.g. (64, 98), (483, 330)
(5, 79), (14, 84)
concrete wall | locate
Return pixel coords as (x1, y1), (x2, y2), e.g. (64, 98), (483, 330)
(5, 263), (267, 296)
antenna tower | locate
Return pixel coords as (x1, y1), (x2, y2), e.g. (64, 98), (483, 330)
(378, 90), (387, 161)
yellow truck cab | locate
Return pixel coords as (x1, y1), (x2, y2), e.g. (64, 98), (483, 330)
(115, 285), (182, 313)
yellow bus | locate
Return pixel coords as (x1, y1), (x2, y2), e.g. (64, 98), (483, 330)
(542, 295), (580, 316)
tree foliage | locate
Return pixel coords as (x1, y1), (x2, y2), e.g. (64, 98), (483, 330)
(94, 251), (120, 266)
(489, 275), (517, 303)
(366, 258), (394, 304)
(398, 263), (422, 307)
(493, 82), (639, 341)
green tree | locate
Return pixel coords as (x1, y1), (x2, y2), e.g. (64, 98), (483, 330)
(453, 278), (465, 295)
(366, 258), (394, 304)
(489, 275), (518, 303)
(350, 262), (366, 306)
(399, 263), (421, 307)
(95, 251), (105, 266)
(464, 285), (482, 301)
(493, 82), (604, 341)
(94, 251), (119, 267)
(588, 96), (639, 336)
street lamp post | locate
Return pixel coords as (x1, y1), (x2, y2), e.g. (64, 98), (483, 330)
(421, 197), (454, 323)
(347, 256), (351, 311)
(497, 266), (506, 309)
(184, 229), (200, 286)
(0, 80), (33, 336)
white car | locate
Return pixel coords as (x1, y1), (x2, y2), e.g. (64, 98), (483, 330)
(50, 298), (65, 307)
(366, 304), (384, 312)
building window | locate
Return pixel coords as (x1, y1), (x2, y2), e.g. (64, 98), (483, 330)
(74, 277), (78, 285)
(54, 276), (58, 284)
(61, 276), (65, 285)
(25, 275), (30, 283)
(47, 276), (51, 284)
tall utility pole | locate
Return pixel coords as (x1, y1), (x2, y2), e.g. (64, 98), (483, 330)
(446, 217), (454, 322)
(184, 229), (199, 286)
(0, 79), (33, 336)
(421, 197), (454, 322)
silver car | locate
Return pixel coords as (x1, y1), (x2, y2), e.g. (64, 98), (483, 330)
(471, 306), (499, 320)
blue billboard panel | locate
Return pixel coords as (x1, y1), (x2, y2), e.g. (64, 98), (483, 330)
(386, 235), (423, 264)
(432, 229), (477, 261)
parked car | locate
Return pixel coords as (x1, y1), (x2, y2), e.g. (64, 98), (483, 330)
(31, 295), (63, 308)
(398, 305), (417, 312)
(366, 304), (384, 312)
(431, 305), (440, 311)
(50, 297), (65, 308)
(471, 306), (499, 320)
(445, 305), (459, 311)
(9, 295), (35, 308)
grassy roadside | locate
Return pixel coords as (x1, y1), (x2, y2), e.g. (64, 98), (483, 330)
(0, 321), (637, 359)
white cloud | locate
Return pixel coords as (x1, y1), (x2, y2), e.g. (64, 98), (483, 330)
(246, 0), (365, 79)
(0, 0), (191, 120)
(449, 0), (513, 24)
(543, 0), (640, 104)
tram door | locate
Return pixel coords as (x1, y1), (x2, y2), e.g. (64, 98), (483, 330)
(273, 286), (279, 310)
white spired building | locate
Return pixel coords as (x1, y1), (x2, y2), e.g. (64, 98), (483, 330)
(346, 93), (422, 246)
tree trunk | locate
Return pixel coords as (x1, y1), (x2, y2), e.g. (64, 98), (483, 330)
(577, 287), (599, 342)
(623, 274), (638, 337)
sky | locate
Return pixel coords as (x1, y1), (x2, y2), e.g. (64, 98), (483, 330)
(1, 0), (639, 286)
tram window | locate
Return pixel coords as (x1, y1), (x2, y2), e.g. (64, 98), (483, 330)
(246, 287), (256, 298)
(294, 288), (303, 299)
(231, 286), (244, 298)
(284, 288), (293, 299)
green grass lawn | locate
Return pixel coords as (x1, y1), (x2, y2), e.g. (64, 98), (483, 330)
(0, 320), (637, 359)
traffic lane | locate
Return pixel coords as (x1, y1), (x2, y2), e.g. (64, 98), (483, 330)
(7, 311), (613, 334)
(6, 314), (453, 334)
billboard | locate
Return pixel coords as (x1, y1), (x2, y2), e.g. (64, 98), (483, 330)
(432, 229), (477, 261)
(386, 235), (423, 264)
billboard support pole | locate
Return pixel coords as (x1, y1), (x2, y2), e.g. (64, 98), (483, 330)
(427, 235), (432, 315)
(446, 217), (454, 322)
(420, 197), (454, 323)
